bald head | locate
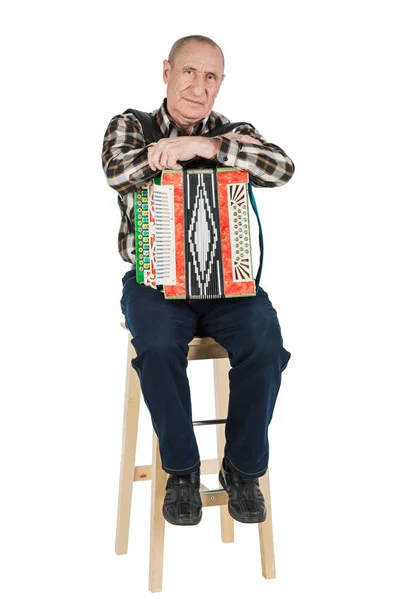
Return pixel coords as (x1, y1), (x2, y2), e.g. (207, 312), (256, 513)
(168, 35), (225, 73)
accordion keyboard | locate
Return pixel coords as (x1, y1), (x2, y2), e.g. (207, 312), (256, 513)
(152, 184), (176, 285)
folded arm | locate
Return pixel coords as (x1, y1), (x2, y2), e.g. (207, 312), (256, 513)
(101, 112), (159, 195)
(209, 124), (295, 188)
(102, 113), (295, 194)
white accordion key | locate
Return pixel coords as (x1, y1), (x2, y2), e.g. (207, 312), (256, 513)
(152, 183), (176, 285)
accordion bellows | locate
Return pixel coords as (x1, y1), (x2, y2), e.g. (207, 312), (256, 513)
(134, 167), (256, 300)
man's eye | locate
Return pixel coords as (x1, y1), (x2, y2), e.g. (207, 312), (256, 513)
(207, 74), (216, 80)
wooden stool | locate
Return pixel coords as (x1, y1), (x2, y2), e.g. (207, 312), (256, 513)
(116, 322), (276, 592)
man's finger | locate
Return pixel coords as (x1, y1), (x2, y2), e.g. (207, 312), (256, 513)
(149, 140), (163, 171)
(148, 147), (157, 171)
(159, 149), (170, 168)
(166, 158), (182, 170)
(224, 132), (263, 146)
(224, 132), (239, 139)
(242, 135), (263, 145)
(164, 150), (181, 170)
(151, 150), (165, 171)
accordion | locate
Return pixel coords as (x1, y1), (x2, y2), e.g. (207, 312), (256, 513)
(134, 166), (260, 300)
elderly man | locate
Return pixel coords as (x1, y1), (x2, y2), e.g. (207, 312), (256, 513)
(102, 34), (294, 527)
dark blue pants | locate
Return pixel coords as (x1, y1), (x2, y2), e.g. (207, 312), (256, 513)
(120, 267), (291, 479)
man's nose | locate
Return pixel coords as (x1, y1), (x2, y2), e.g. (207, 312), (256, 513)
(190, 73), (207, 96)
(193, 85), (206, 97)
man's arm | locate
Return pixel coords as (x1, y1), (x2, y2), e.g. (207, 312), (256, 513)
(102, 113), (294, 191)
(206, 124), (295, 188)
(146, 131), (294, 186)
(101, 112), (160, 194)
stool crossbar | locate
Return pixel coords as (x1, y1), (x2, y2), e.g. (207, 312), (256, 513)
(116, 322), (276, 592)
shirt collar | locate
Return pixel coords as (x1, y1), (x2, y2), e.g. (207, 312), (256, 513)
(154, 97), (213, 137)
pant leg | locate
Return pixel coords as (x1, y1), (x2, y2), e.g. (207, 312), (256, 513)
(120, 269), (201, 476)
(197, 286), (291, 479)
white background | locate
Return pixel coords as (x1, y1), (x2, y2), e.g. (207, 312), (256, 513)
(1, 0), (399, 597)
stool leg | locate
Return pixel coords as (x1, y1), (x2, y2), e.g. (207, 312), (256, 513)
(258, 469), (276, 578)
(115, 337), (141, 555)
(149, 431), (168, 593)
(213, 357), (234, 543)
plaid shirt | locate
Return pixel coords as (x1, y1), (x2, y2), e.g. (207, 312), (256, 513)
(101, 97), (295, 266)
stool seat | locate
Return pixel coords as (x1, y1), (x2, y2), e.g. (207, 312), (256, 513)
(117, 320), (276, 592)
(120, 322), (229, 360)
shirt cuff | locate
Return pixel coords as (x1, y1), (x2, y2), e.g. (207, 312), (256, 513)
(216, 136), (240, 166)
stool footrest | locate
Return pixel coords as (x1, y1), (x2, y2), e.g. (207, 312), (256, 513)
(199, 488), (226, 496)
(199, 488), (228, 508)
(192, 418), (227, 426)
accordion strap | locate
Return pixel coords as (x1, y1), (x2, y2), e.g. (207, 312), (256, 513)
(247, 181), (263, 293)
(125, 107), (264, 293)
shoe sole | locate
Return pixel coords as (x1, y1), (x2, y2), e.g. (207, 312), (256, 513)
(218, 471), (267, 524)
(162, 505), (203, 526)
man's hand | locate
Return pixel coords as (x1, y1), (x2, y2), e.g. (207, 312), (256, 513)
(147, 136), (221, 171)
(223, 131), (264, 145)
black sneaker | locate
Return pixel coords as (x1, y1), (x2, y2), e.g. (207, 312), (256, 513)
(218, 457), (267, 524)
(162, 469), (203, 526)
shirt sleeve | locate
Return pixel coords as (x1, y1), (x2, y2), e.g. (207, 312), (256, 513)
(101, 112), (159, 194)
(208, 124), (295, 188)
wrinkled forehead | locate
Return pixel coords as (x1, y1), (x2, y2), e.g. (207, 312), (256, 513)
(173, 42), (224, 74)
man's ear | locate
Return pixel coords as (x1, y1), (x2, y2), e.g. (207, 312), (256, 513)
(163, 59), (171, 84)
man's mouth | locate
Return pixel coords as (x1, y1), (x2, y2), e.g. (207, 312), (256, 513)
(184, 98), (203, 105)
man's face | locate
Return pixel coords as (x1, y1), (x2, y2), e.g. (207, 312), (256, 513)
(163, 41), (225, 129)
